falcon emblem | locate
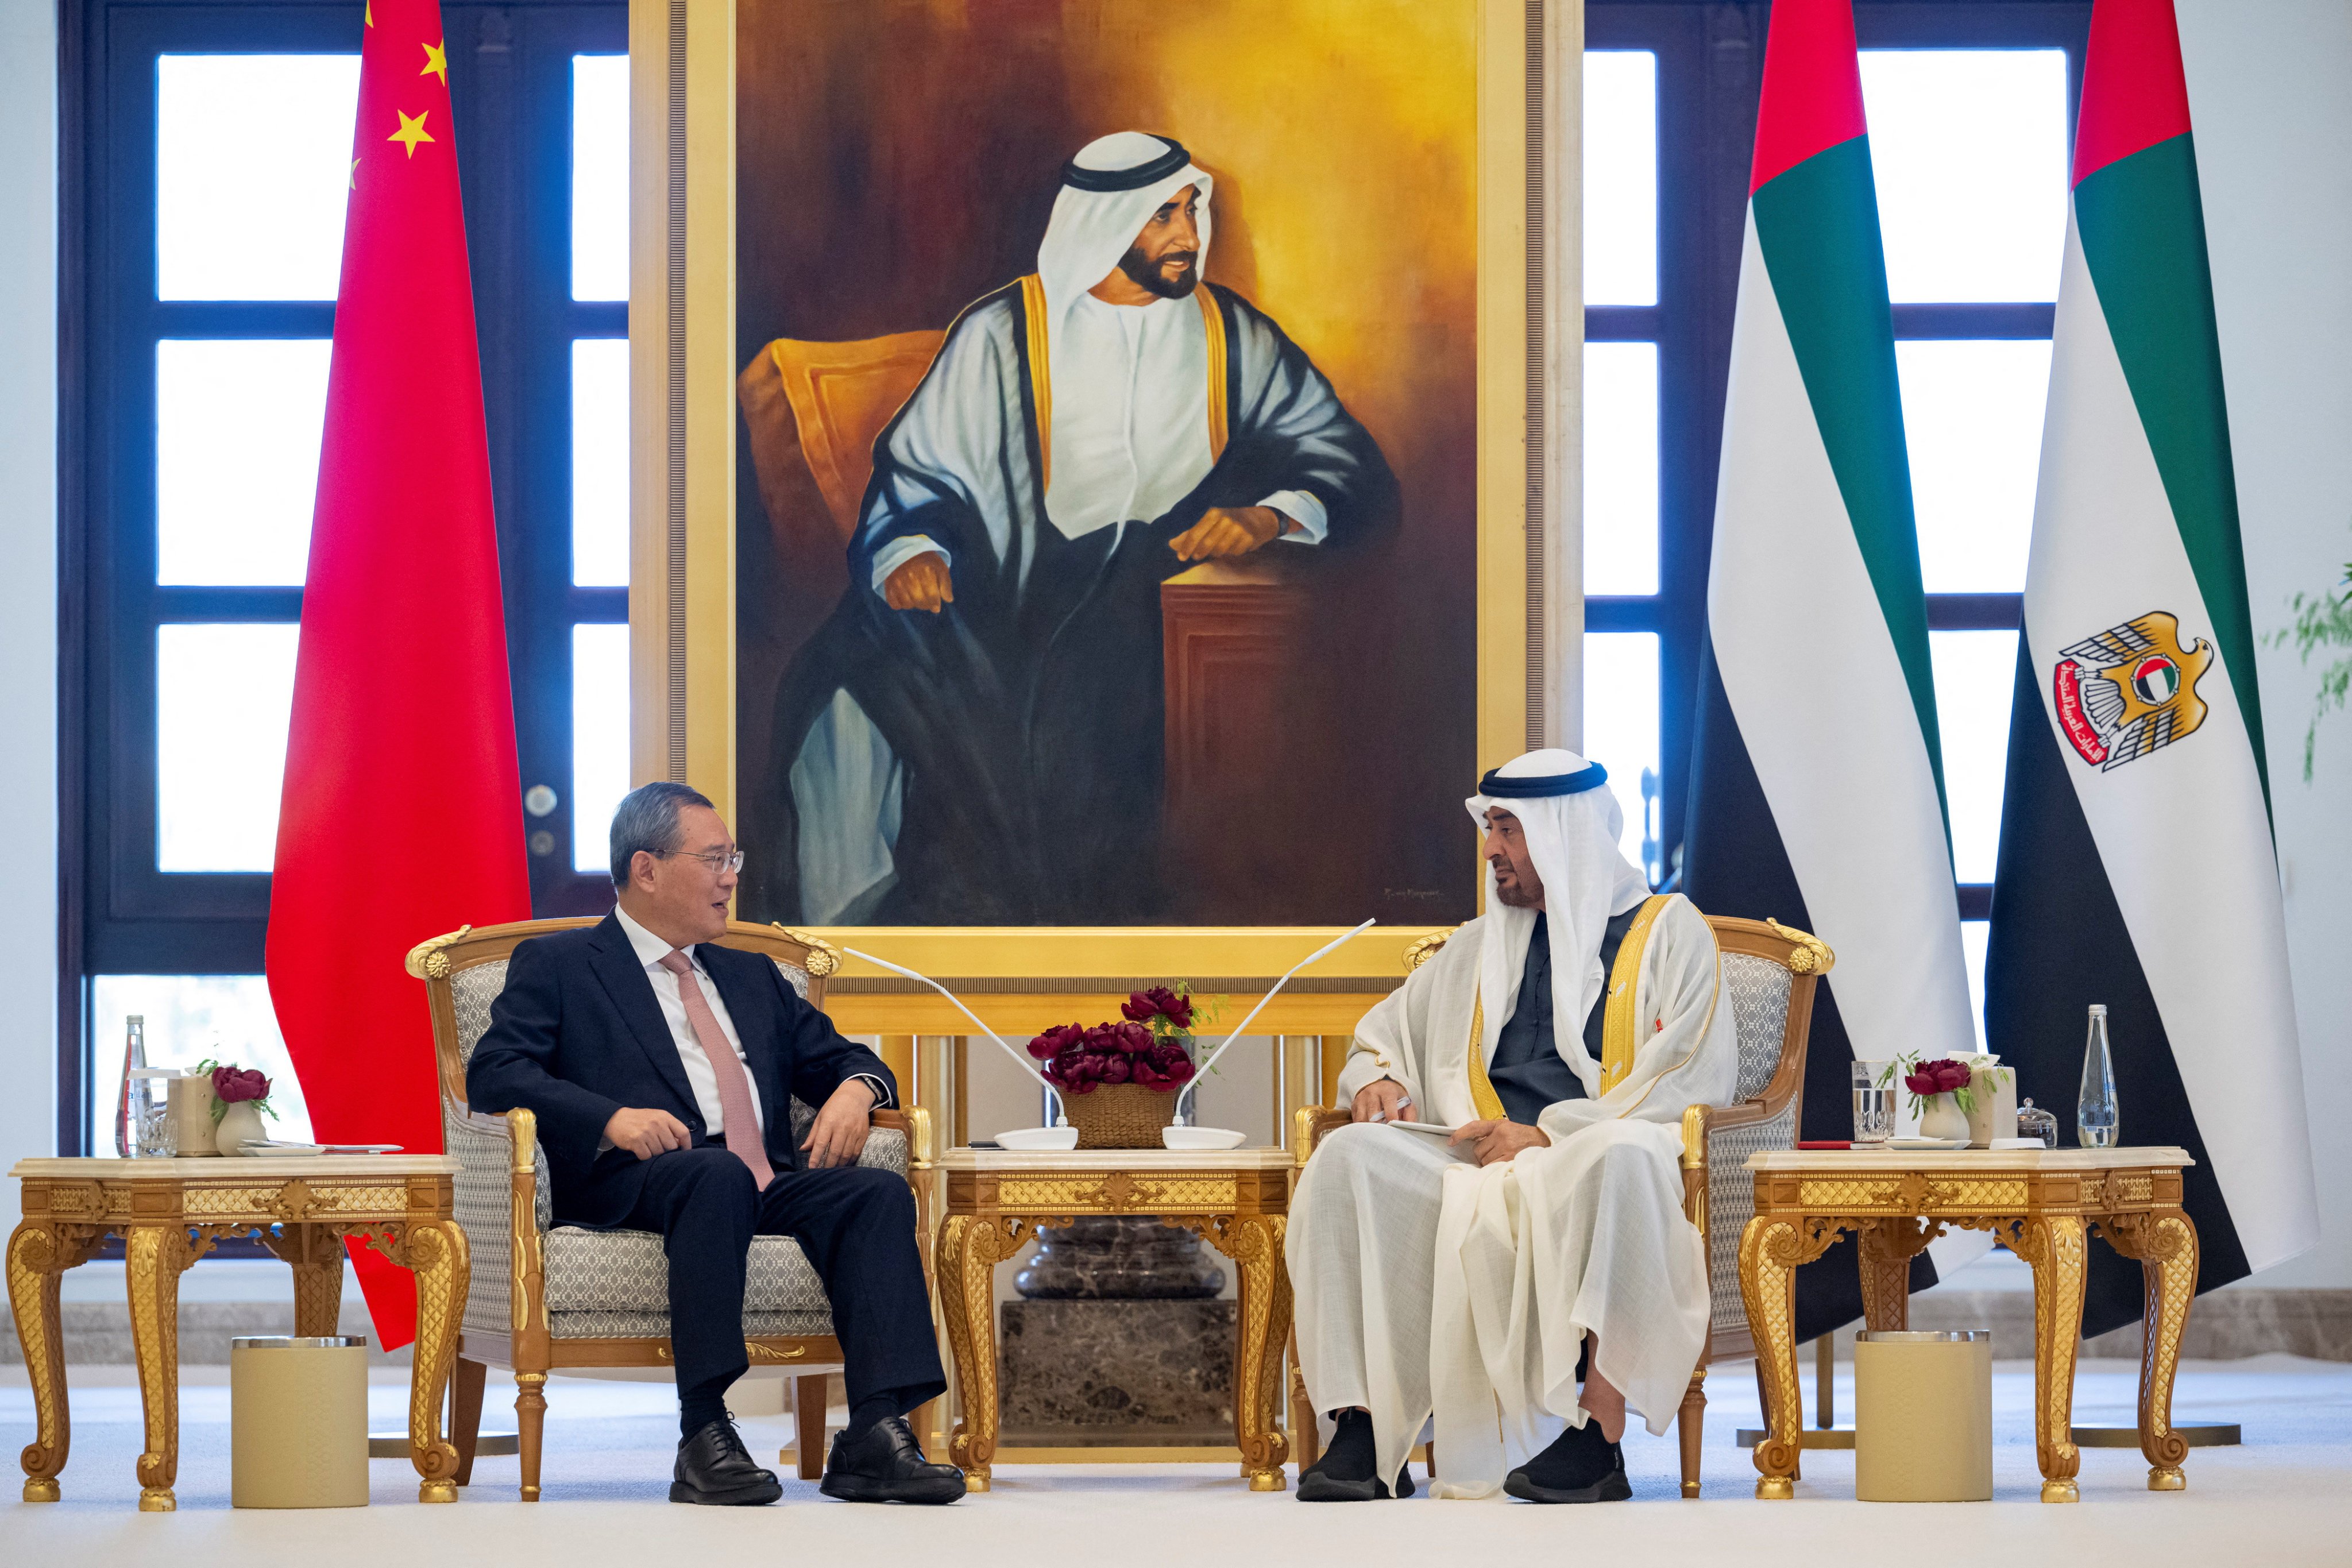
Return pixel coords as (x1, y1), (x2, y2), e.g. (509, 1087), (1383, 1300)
(2051, 611), (2213, 770)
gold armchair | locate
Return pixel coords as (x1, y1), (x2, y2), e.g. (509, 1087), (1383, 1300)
(405, 917), (934, 1501)
(1285, 913), (1830, 1499)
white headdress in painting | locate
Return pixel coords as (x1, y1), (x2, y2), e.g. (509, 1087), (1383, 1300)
(1035, 131), (1214, 355)
(1465, 748), (1651, 1091)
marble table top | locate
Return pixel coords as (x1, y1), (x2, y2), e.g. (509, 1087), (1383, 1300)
(941, 1146), (1296, 1172)
(12, 1154), (461, 1180)
(1746, 1145), (2192, 1173)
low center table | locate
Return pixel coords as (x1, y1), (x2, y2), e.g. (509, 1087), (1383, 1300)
(1738, 1145), (2197, 1503)
(8, 1154), (469, 1509)
(935, 1146), (1294, 1492)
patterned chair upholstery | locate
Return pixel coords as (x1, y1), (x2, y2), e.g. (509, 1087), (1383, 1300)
(407, 917), (930, 1500)
(1285, 912), (1830, 1500)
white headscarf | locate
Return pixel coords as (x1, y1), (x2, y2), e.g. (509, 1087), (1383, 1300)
(1036, 132), (1214, 358)
(1465, 748), (1652, 1091)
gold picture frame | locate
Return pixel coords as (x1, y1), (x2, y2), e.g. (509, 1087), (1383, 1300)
(623, 0), (1582, 997)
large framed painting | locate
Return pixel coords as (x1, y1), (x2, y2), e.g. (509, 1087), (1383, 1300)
(626, 0), (1576, 995)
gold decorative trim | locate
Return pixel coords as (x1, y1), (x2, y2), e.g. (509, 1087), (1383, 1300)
(769, 925), (841, 978)
(1763, 919), (1833, 976)
(994, 1173), (1240, 1214)
(404, 925), (474, 981)
(1598, 894), (1672, 1094)
(1401, 927), (1458, 974)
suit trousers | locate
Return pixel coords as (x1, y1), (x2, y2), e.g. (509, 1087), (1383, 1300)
(621, 1145), (946, 1417)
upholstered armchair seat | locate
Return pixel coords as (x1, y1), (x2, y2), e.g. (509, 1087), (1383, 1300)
(410, 917), (932, 1501)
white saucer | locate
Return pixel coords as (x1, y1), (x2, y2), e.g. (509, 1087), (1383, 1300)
(996, 1126), (1080, 1151)
(1161, 1126), (1247, 1150)
(1884, 1136), (1972, 1149)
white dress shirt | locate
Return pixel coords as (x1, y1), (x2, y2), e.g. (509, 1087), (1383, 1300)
(868, 289), (1327, 592)
(608, 906), (891, 1145)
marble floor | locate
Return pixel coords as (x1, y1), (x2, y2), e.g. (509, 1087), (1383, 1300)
(4, 1355), (2349, 1567)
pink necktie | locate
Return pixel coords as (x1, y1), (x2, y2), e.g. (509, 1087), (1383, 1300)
(658, 950), (775, 1190)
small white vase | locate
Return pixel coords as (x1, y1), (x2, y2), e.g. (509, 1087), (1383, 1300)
(216, 1100), (269, 1154)
(1919, 1094), (1971, 1142)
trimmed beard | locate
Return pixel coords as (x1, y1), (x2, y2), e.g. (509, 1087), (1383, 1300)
(1117, 244), (1200, 299)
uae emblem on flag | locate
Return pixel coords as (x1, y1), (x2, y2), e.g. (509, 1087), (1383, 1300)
(1987, 0), (2317, 1337)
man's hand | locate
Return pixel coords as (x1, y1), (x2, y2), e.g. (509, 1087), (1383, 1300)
(882, 551), (953, 613)
(604, 1106), (691, 1161)
(801, 1078), (877, 1169)
(1350, 1077), (1415, 1124)
(1448, 1118), (1551, 1167)
(1170, 505), (1286, 562)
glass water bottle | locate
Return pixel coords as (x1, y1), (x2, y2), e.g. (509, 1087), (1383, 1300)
(2077, 1004), (2119, 1149)
(114, 1014), (147, 1158)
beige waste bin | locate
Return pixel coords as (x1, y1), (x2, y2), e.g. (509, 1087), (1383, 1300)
(230, 1336), (370, 1508)
(1853, 1329), (1993, 1502)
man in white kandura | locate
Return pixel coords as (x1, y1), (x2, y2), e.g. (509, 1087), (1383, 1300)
(1288, 748), (1736, 1504)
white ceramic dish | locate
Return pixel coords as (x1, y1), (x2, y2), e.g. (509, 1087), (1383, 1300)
(995, 1126), (1080, 1152)
(1884, 1136), (1972, 1150)
(244, 1142), (327, 1157)
(1161, 1126), (1248, 1150)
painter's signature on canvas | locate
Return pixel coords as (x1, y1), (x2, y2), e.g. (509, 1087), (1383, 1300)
(1384, 887), (1446, 902)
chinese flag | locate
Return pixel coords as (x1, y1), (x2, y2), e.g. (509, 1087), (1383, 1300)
(267, 0), (531, 1348)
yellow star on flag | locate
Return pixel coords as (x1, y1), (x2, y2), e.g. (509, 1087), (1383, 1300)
(388, 108), (435, 158)
(350, 157), (360, 188)
(421, 39), (447, 84)
(365, 1), (372, 24)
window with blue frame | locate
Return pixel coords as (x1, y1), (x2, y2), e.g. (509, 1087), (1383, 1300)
(67, 0), (627, 1151)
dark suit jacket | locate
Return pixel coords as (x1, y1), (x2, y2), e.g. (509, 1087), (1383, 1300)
(465, 914), (895, 1230)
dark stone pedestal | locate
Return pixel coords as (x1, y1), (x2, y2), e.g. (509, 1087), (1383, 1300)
(998, 1299), (1236, 1446)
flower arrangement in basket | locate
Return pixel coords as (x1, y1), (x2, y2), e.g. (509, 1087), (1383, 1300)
(1027, 987), (1216, 1148)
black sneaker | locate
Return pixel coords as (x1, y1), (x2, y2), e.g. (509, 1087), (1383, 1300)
(819, 1416), (966, 1504)
(1296, 1455), (1417, 1502)
(1503, 1418), (1631, 1504)
(670, 1414), (783, 1505)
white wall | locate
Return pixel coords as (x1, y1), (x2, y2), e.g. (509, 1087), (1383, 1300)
(2179, 0), (2352, 1289)
(0, 0), (59, 1173)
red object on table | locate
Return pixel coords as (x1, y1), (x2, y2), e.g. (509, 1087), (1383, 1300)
(1797, 1140), (1852, 1150)
(266, 0), (531, 1350)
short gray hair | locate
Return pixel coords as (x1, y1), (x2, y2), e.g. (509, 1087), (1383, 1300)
(609, 781), (715, 889)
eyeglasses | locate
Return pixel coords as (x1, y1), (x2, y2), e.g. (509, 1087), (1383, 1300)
(653, 848), (745, 874)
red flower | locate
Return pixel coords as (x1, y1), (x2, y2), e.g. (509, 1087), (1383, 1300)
(1122, 986), (1194, 1029)
(1028, 1024), (1086, 1062)
(211, 1065), (272, 1104)
(1903, 1057), (1973, 1097)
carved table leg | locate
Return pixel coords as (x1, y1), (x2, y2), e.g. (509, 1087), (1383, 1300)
(10, 1221), (96, 1503)
(1216, 1214), (1292, 1492)
(1859, 1216), (1937, 1331)
(2012, 1215), (2088, 1503)
(2104, 1208), (2198, 1492)
(1740, 1214), (1838, 1500)
(399, 1218), (470, 1503)
(938, 1214), (1021, 1492)
(125, 1223), (195, 1511)
(449, 1355), (488, 1486)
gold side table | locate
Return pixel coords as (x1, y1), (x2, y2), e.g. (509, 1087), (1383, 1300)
(1739, 1146), (2197, 1504)
(936, 1146), (1294, 1493)
(8, 1154), (469, 1509)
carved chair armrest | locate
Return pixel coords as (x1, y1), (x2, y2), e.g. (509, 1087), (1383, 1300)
(1292, 1106), (1354, 1167)
(504, 1109), (549, 1340)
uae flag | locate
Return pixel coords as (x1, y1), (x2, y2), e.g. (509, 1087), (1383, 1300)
(1985, 0), (2316, 1335)
(267, 0), (531, 1346)
(1682, 0), (1978, 1339)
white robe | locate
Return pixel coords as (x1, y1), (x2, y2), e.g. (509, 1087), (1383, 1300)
(1288, 894), (1736, 1496)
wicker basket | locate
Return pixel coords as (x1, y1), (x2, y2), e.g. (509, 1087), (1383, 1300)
(1059, 1084), (1180, 1149)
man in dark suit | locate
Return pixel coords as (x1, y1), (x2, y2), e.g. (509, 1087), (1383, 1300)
(468, 781), (961, 1506)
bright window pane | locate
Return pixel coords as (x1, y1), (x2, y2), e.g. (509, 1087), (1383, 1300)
(157, 55), (359, 301)
(572, 55), (629, 302)
(1582, 631), (1660, 877)
(157, 624), (299, 872)
(1584, 51), (1657, 307)
(1860, 49), (2068, 302)
(1898, 339), (2050, 594)
(573, 338), (630, 585)
(89, 975), (312, 1152)
(1930, 629), (2018, 885)
(157, 339), (332, 586)
(1584, 341), (1658, 595)
(573, 624), (631, 873)
(1960, 919), (1991, 1054)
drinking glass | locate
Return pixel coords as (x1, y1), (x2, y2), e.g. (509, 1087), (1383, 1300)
(1850, 1060), (1895, 1145)
(128, 1067), (180, 1158)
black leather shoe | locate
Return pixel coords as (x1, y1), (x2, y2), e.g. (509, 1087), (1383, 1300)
(819, 1416), (965, 1504)
(1503, 1419), (1630, 1504)
(671, 1415), (783, 1505)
